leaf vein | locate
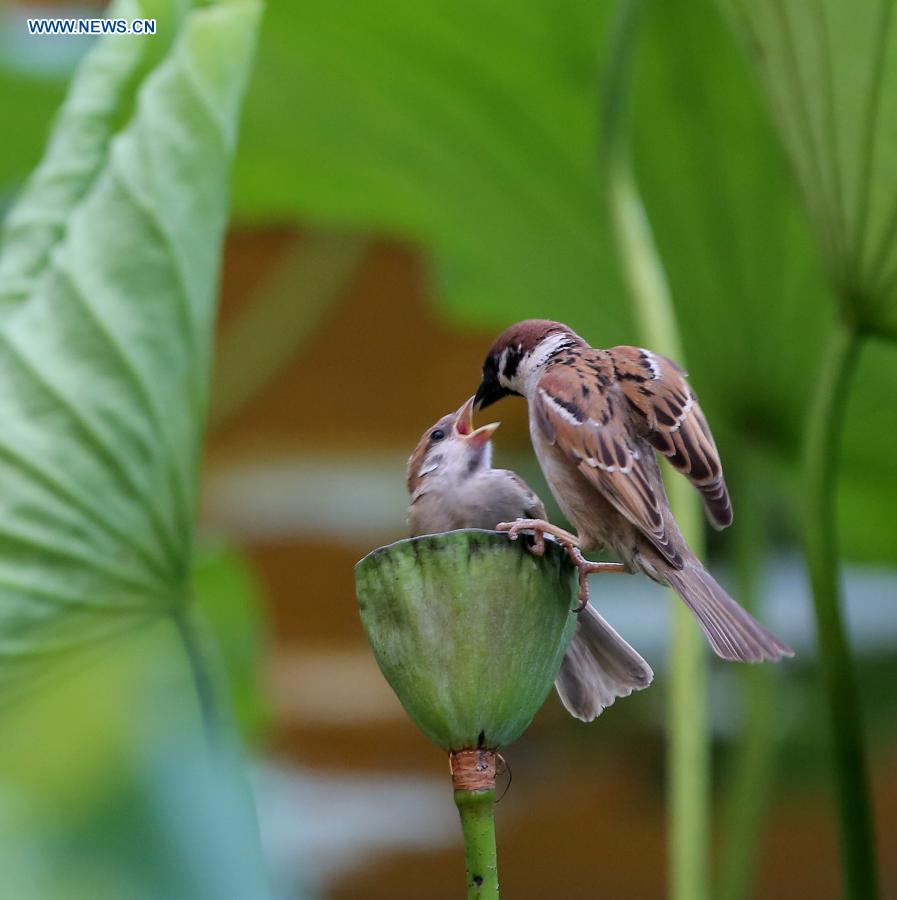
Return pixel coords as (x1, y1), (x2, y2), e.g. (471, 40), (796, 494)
(0, 329), (185, 572)
(0, 432), (172, 585)
(57, 259), (194, 550)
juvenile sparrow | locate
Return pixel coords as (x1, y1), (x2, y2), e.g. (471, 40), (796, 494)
(407, 397), (653, 720)
(474, 319), (793, 663)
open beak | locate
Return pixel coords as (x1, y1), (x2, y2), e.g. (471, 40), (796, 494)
(453, 395), (500, 445)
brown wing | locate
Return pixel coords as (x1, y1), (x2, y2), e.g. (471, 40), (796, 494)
(607, 346), (732, 528)
(533, 359), (683, 567)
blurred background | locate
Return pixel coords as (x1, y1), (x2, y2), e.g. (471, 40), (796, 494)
(1, 0), (896, 898)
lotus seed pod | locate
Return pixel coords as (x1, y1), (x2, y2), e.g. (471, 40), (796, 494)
(354, 529), (578, 751)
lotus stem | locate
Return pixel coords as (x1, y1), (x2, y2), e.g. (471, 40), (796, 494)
(718, 461), (777, 900)
(452, 749), (499, 899)
(603, 3), (709, 896)
(801, 320), (876, 899)
(173, 606), (219, 746)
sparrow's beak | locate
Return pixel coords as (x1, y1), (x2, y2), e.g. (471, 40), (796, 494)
(454, 395), (500, 445)
(474, 379), (506, 411)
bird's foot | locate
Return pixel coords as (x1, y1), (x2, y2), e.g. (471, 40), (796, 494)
(567, 546), (629, 611)
(496, 518), (580, 558)
(497, 520), (627, 609)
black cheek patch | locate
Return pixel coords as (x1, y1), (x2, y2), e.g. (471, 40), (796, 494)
(503, 346), (524, 381)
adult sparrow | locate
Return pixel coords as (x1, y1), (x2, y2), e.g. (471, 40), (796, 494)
(407, 397), (653, 720)
(474, 319), (793, 663)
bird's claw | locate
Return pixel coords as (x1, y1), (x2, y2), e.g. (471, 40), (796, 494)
(568, 546), (629, 612)
(497, 519), (626, 610)
(496, 519), (546, 556)
(496, 520), (525, 541)
(497, 519), (579, 558)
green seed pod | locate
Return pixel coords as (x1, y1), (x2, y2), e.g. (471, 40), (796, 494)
(355, 529), (578, 751)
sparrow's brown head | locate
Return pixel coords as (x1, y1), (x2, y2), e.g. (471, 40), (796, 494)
(406, 396), (500, 493)
(474, 319), (585, 409)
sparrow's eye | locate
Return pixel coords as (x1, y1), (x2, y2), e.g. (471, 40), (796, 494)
(430, 429), (446, 442)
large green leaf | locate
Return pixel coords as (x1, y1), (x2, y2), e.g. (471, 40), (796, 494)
(0, 0), (261, 698)
(0, 0), (186, 219)
(232, 0), (630, 338)
(722, 0), (897, 340)
(629, 0), (829, 454)
(229, 0), (897, 565)
(628, 0), (897, 565)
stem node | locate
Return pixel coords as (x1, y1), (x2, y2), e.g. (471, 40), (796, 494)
(452, 750), (500, 900)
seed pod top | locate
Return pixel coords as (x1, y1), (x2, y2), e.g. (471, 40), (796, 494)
(355, 529), (578, 751)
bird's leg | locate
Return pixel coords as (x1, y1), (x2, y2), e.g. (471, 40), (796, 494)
(497, 519), (628, 609)
(567, 546), (629, 611)
(496, 518), (580, 558)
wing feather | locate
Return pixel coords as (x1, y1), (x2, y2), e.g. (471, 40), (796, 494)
(608, 346), (733, 529)
(534, 360), (683, 567)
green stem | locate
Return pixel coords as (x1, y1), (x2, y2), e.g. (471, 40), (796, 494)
(603, 3), (708, 897)
(665, 475), (709, 900)
(801, 322), (876, 899)
(173, 606), (220, 747)
(718, 461), (777, 900)
(454, 789), (499, 899)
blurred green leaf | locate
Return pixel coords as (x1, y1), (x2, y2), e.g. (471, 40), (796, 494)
(628, 0), (897, 565)
(602, 5), (710, 895)
(0, 1), (187, 215)
(0, 70), (65, 208)
(233, 0), (631, 338)
(229, 0), (897, 564)
(836, 337), (897, 564)
(0, 620), (269, 900)
(722, 0), (897, 340)
(630, 0), (830, 454)
(0, 0), (260, 698)
(192, 539), (272, 741)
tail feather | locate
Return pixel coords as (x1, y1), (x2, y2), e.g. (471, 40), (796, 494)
(554, 604), (653, 722)
(665, 558), (793, 662)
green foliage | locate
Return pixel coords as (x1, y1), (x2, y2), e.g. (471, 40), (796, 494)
(192, 539), (272, 740)
(0, 70), (65, 208)
(232, 0), (630, 337)
(0, 4), (268, 894)
(227, 0), (897, 567)
(7, 1), (895, 566)
(709, 3), (897, 894)
(0, 0), (260, 699)
(355, 530), (578, 751)
(723, 0), (897, 340)
(629, 0), (830, 453)
(601, 5), (709, 896)
(0, 0), (186, 219)
(0, 620), (268, 900)
(629, 0), (897, 570)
